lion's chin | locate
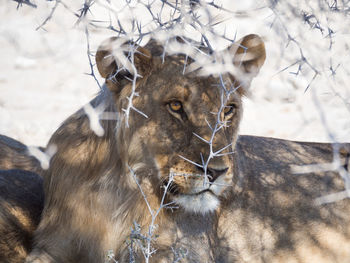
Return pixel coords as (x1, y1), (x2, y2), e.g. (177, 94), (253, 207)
(172, 191), (219, 214)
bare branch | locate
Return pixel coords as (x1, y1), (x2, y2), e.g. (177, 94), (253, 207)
(13, 0), (37, 8)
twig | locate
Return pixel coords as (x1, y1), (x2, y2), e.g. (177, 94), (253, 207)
(13, 0), (37, 8)
(36, 0), (61, 30)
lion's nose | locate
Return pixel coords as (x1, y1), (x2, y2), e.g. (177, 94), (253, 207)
(207, 167), (228, 183)
(197, 166), (228, 183)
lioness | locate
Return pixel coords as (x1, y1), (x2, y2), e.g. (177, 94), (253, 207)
(9, 34), (348, 262)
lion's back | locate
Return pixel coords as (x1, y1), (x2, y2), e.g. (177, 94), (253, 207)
(218, 135), (350, 263)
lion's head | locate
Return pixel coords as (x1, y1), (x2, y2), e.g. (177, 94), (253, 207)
(95, 35), (266, 214)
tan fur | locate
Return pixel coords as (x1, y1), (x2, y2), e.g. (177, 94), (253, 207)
(0, 169), (44, 263)
(0, 135), (44, 263)
(0, 135), (43, 174)
(7, 35), (348, 263)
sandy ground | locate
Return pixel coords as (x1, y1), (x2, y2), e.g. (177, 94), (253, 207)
(0, 1), (349, 147)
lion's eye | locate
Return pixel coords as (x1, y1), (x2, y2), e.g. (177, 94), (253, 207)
(223, 104), (236, 117)
(169, 101), (183, 113)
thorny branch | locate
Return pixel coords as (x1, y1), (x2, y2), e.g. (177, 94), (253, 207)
(36, 0), (61, 30)
(85, 27), (102, 90)
(13, 0), (37, 8)
(129, 166), (176, 263)
(266, 1), (350, 203)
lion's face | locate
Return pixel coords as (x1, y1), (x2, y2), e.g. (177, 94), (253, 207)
(96, 36), (265, 213)
(119, 62), (241, 213)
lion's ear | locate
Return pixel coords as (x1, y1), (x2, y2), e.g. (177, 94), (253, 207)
(95, 37), (152, 89)
(229, 34), (266, 79)
(96, 37), (118, 79)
